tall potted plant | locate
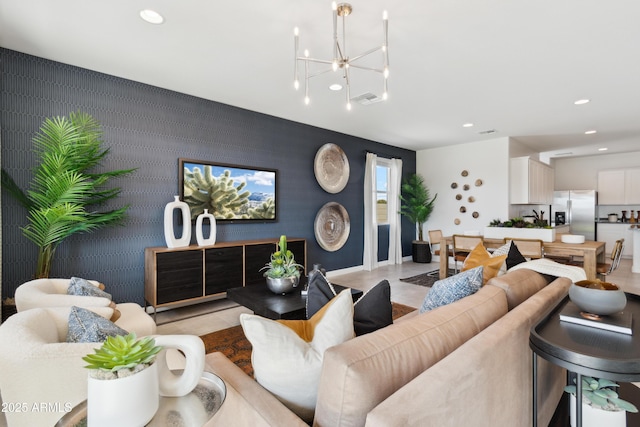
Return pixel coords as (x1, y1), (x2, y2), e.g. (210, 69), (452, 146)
(399, 173), (437, 263)
(1, 112), (134, 278)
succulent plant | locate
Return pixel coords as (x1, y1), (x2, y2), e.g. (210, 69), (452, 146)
(564, 376), (638, 413)
(83, 333), (162, 376)
(261, 235), (302, 279)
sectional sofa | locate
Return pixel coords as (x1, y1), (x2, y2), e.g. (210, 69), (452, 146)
(204, 268), (572, 426)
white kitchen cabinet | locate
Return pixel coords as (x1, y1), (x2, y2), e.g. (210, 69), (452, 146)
(596, 223), (633, 258)
(597, 168), (640, 205)
(510, 157), (554, 205)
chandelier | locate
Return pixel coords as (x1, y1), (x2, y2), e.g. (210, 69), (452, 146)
(294, 2), (389, 110)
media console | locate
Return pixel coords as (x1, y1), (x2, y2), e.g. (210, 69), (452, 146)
(144, 238), (306, 315)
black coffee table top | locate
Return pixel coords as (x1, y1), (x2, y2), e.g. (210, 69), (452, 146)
(226, 283), (363, 320)
(530, 292), (640, 382)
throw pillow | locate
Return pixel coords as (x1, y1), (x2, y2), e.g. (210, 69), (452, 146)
(491, 240), (513, 274)
(240, 289), (354, 423)
(353, 280), (393, 336)
(462, 243), (507, 284)
(66, 306), (128, 343)
(67, 276), (112, 300)
(306, 272), (337, 319)
(419, 266), (484, 313)
(505, 242), (528, 270)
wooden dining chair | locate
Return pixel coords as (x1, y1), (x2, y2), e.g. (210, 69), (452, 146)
(428, 229), (454, 258)
(508, 238), (544, 260)
(452, 234), (484, 273)
(568, 239), (625, 281)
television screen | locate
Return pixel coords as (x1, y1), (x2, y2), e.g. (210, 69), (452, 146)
(179, 158), (277, 222)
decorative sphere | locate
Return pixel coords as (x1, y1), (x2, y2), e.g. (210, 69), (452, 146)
(569, 280), (627, 316)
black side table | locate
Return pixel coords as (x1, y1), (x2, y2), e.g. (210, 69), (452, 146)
(530, 293), (640, 427)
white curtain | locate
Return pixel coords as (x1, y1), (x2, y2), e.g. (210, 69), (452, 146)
(388, 158), (403, 264)
(363, 153), (378, 271)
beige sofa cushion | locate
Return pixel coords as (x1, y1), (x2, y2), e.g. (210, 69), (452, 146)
(486, 268), (550, 310)
(313, 284), (508, 427)
(364, 277), (571, 427)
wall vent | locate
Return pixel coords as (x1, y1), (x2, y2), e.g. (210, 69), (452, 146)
(478, 129), (497, 135)
(351, 92), (383, 105)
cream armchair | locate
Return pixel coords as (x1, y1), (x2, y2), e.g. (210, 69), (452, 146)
(0, 306), (120, 427)
(15, 278), (156, 336)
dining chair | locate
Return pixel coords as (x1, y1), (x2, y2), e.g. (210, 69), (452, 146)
(508, 238), (544, 260)
(428, 229), (454, 259)
(566, 239), (624, 281)
(452, 234), (484, 273)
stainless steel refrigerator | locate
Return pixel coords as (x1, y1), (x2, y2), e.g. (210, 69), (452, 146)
(552, 190), (597, 240)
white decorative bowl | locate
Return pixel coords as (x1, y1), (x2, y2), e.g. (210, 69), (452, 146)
(561, 234), (585, 244)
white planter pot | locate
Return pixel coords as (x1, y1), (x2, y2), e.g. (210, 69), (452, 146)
(483, 226), (557, 242)
(87, 363), (159, 427)
(569, 394), (626, 427)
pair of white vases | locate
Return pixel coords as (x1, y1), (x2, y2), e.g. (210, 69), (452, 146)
(164, 196), (216, 248)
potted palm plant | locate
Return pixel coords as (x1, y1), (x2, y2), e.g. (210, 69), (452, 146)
(1, 112), (134, 278)
(83, 333), (163, 427)
(564, 376), (638, 427)
(399, 173), (437, 263)
(261, 235), (303, 294)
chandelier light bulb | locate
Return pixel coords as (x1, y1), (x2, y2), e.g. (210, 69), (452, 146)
(332, 1), (338, 11)
(382, 92), (388, 101)
(304, 96), (310, 105)
(294, 27), (299, 36)
(383, 10), (388, 20)
(332, 61), (338, 71)
(304, 49), (309, 58)
(345, 63), (350, 69)
(294, 80), (299, 90)
(383, 67), (389, 78)
(346, 102), (352, 111)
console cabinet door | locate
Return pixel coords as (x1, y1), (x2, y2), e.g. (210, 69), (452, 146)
(205, 247), (243, 295)
(244, 243), (275, 286)
(155, 251), (203, 304)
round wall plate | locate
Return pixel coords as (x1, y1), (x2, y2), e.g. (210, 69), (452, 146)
(314, 202), (350, 251)
(314, 143), (350, 193)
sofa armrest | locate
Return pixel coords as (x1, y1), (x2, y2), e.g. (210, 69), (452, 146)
(204, 352), (307, 427)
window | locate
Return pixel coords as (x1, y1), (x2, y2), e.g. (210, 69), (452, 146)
(376, 163), (390, 224)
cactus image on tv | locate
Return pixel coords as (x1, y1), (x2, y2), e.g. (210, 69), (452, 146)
(181, 161), (276, 221)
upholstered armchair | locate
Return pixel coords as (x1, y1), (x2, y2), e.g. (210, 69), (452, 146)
(14, 278), (156, 336)
(0, 306), (121, 427)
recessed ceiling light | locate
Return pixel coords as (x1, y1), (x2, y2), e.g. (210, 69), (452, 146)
(462, 123), (474, 128)
(598, 147), (608, 151)
(329, 84), (343, 91)
(140, 9), (164, 24)
(585, 130), (597, 135)
(574, 99), (590, 105)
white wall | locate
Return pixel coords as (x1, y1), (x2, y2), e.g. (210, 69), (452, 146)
(416, 137), (510, 238)
(554, 151), (640, 190)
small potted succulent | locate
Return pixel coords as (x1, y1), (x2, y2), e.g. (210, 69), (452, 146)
(261, 235), (303, 294)
(564, 376), (638, 427)
(83, 333), (163, 427)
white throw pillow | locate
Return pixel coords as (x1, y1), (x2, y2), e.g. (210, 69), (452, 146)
(240, 289), (354, 423)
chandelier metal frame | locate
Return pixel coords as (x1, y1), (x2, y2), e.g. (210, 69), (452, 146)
(294, 2), (389, 110)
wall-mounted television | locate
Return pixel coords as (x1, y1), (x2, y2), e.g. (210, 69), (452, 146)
(179, 158), (277, 222)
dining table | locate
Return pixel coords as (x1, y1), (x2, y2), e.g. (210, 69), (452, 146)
(438, 236), (606, 281)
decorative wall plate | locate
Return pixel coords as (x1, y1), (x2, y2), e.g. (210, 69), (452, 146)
(454, 218), (461, 225)
(468, 196), (475, 203)
(472, 211), (479, 218)
(314, 143), (350, 193)
(460, 206), (467, 213)
(461, 170), (469, 177)
(451, 182), (458, 189)
(475, 179), (483, 186)
(463, 184), (470, 191)
(314, 202), (350, 252)
(456, 194), (462, 200)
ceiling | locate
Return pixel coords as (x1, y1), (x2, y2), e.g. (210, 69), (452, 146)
(1, 0), (640, 159)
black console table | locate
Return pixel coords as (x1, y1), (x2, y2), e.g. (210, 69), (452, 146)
(530, 293), (640, 427)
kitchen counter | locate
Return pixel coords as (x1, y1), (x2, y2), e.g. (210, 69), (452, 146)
(596, 220), (639, 224)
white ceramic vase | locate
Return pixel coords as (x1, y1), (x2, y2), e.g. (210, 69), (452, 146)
(195, 209), (217, 246)
(570, 394), (626, 427)
(164, 196), (191, 248)
(87, 362), (159, 427)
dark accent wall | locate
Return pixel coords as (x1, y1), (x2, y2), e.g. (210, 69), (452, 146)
(0, 49), (416, 304)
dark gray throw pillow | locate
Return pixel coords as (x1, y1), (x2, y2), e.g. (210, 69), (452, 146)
(67, 276), (112, 300)
(66, 306), (128, 343)
(306, 273), (337, 319)
(506, 242), (528, 270)
(353, 280), (392, 336)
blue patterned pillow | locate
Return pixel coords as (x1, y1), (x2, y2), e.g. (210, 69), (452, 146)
(419, 266), (484, 313)
(67, 277), (112, 300)
(66, 306), (128, 343)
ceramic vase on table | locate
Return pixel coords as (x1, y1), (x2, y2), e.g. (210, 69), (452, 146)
(195, 209), (217, 246)
(569, 395), (626, 427)
(164, 196), (191, 248)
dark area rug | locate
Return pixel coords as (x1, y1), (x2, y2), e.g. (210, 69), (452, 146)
(399, 269), (456, 287)
(199, 302), (416, 378)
